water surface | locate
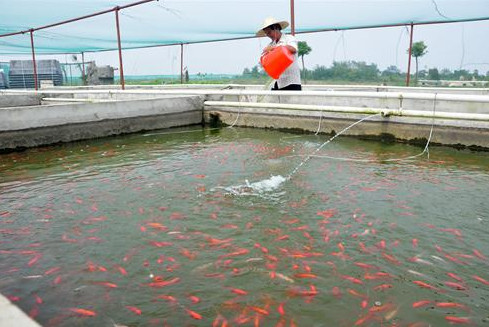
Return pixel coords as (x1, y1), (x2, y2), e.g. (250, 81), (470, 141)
(1, 127), (488, 326)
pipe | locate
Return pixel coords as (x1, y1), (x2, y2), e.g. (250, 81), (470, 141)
(5, 89), (489, 103)
(115, 8), (125, 90)
(406, 23), (414, 87)
(204, 101), (489, 121)
(81, 52), (86, 86)
(180, 43), (184, 84)
(29, 30), (38, 91)
(290, 0), (295, 36)
(0, 0), (157, 38)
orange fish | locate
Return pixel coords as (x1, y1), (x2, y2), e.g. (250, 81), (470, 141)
(277, 302), (285, 315)
(341, 275), (364, 285)
(126, 306), (142, 315)
(347, 288), (367, 299)
(34, 294), (43, 304)
(436, 302), (470, 311)
(70, 308), (96, 317)
(189, 295), (200, 304)
(44, 267), (61, 276)
(149, 241), (173, 247)
(92, 281), (118, 288)
(294, 273), (317, 279)
(373, 284), (393, 291)
(332, 286), (342, 299)
(444, 316), (472, 324)
(473, 249), (487, 260)
(156, 294), (177, 302)
(412, 300), (432, 308)
(230, 288), (248, 296)
(413, 281), (442, 292)
(447, 272), (464, 282)
(250, 306), (269, 315)
(412, 238), (418, 248)
(115, 265), (128, 276)
(472, 275), (489, 286)
(185, 308), (203, 320)
(148, 277), (180, 288)
(381, 252), (401, 265)
(444, 281), (467, 290)
(354, 262), (378, 270)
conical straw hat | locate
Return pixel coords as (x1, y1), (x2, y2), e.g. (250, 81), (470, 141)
(256, 17), (289, 37)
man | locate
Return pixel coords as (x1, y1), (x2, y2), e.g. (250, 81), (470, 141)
(257, 17), (302, 90)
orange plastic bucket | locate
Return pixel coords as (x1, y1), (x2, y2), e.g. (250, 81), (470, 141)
(260, 46), (294, 79)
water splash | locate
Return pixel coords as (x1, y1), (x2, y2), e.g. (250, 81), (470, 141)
(214, 175), (287, 196)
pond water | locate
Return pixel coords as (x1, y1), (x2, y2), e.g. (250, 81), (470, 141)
(1, 126), (488, 326)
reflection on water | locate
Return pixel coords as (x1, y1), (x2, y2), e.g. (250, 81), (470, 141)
(0, 127), (489, 326)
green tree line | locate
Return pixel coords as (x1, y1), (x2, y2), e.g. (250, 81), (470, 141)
(242, 61), (488, 85)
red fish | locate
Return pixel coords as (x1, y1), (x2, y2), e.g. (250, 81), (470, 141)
(413, 281), (442, 292)
(381, 252), (401, 265)
(444, 316), (472, 324)
(92, 281), (118, 288)
(44, 267), (61, 276)
(126, 306), (142, 315)
(149, 241), (173, 247)
(412, 238), (418, 248)
(347, 289), (367, 299)
(444, 282), (467, 291)
(354, 262), (378, 270)
(250, 306), (269, 315)
(412, 300), (432, 308)
(447, 272), (464, 282)
(342, 275), (363, 285)
(70, 308), (96, 317)
(115, 265), (128, 276)
(294, 273), (317, 279)
(34, 294), (43, 304)
(473, 249), (487, 260)
(28, 254), (42, 267)
(156, 295), (177, 302)
(185, 308), (203, 320)
(472, 275), (489, 286)
(373, 284), (393, 291)
(317, 209), (337, 219)
(148, 277), (180, 288)
(332, 286), (342, 299)
(230, 288), (248, 296)
(436, 302), (470, 311)
(277, 302), (285, 315)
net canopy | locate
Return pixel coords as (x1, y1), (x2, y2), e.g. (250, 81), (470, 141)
(1, 0), (488, 55)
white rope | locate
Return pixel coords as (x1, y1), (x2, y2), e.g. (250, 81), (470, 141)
(315, 111), (323, 135)
(295, 94), (438, 163)
(287, 113), (381, 179)
(227, 90), (242, 128)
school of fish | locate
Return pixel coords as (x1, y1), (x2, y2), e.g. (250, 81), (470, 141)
(0, 127), (488, 326)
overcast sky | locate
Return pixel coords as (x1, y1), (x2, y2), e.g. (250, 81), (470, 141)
(1, 20), (488, 77)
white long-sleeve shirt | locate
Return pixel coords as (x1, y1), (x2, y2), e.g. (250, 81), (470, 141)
(268, 34), (301, 88)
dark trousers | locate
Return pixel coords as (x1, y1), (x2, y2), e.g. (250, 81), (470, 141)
(272, 82), (302, 91)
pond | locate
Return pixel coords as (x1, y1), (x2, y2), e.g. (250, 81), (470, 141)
(1, 126), (488, 326)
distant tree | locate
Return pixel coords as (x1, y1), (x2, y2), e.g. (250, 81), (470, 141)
(428, 68), (440, 80)
(298, 41), (312, 82)
(409, 41), (428, 84)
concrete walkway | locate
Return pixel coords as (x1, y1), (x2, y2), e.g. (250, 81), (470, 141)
(0, 294), (41, 327)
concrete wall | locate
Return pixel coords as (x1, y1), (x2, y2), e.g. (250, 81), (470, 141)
(1, 86), (488, 151)
(204, 106), (489, 149)
(0, 94), (41, 108)
(0, 95), (203, 150)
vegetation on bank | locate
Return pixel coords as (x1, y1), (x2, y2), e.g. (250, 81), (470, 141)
(122, 61), (488, 87)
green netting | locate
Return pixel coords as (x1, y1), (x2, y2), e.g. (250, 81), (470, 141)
(0, 0), (488, 54)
